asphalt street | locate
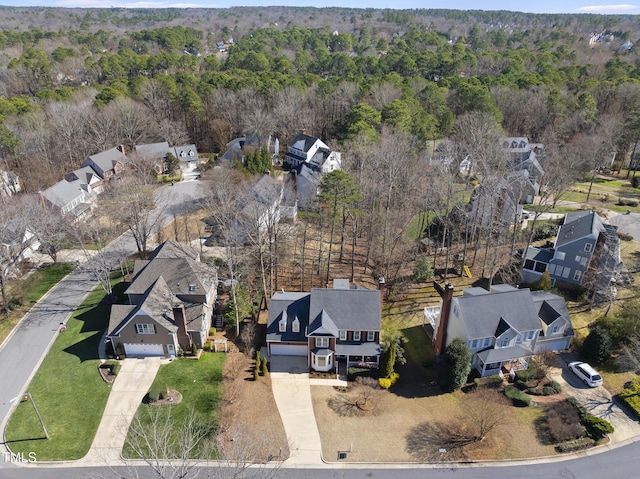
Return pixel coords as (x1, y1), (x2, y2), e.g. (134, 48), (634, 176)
(0, 181), (205, 450)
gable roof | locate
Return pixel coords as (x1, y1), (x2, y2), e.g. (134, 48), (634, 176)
(531, 290), (570, 323)
(135, 142), (171, 159)
(67, 166), (101, 185)
(148, 240), (199, 261)
(173, 144), (199, 162)
(308, 286), (381, 332)
(290, 133), (327, 154)
(556, 210), (605, 247)
(495, 317), (513, 337)
(454, 288), (540, 339)
(126, 257), (213, 297)
(41, 179), (86, 208)
(308, 309), (340, 336)
(85, 147), (125, 174)
(266, 292), (310, 343)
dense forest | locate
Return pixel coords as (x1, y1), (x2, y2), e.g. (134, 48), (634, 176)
(1, 6), (640, 299)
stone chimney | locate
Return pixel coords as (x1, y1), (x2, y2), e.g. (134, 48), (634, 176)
(378, 277), (386, 307)
(434, 283), (454, 356)
(173, 303), (192, 351)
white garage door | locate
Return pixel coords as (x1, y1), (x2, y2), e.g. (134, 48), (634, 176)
(124, 343), (165, 357)
(270, 344), (307, 356)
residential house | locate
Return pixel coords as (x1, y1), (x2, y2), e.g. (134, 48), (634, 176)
(134, 141), (171, 170)
(502, 137), (545, 204)
(82, 146), (126, 181)
(173, 144), (199, 174)
(425, 283), (573, 377)
(266, 279), (382, 374)
(521, 210), (620, 293)
(468, 176), (523, 230)
(64, 165), (105, 194)
(285, 131), (341, 207)
(135, 142), (200, 176)
(107, 240), (217, 358)
(40, 178), (97, 219)
(0, 170), (20, 199)
(238, 174), (285, 241)
(0, 218), (41, 275)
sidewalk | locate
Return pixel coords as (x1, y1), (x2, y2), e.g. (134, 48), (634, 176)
(78, 357), (166, 466)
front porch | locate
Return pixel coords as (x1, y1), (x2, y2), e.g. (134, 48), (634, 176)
(476, 345), (532, 378)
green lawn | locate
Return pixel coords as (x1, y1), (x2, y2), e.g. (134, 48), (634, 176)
(0, 263), (74, 346)
(123, 352), (226, 459)
(5, 281), (117, 460)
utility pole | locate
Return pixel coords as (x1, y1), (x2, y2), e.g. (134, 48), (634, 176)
(24, 392), (48, 439)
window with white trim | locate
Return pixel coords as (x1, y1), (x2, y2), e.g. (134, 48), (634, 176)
(575, 255), (582, 263)
(584, 243), (593, 252)
(339, 330), (347, 341)
(482, 337), (491, 347)
(292, 318), (300, 333)
(555, 251), (566, 261)
(279, 318), (286, 332)
(367, 331), (375, 341)
(525, 331), (535, 340)
(501, 337), (510, 348)
(562, 267), (571, 279)
(470, 339), (478, 349)
(136, 324), (155, 334)
(551, 325), (560, 334)
(516, 334), (523, 344)
(315, 337), (329, 348)
(353, 331), (361, 341)
(573, 270), (582, 282)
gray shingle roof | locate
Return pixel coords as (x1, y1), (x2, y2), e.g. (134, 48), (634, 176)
(126, 257), (213, 297)
(135, 142), (171, 158)
(525, 247), (554, 263)
(266, 292), (310, 343)
(85, 147), (125, 176)
(42, 180), (85, 208)
(308, 309), (340, 336)
(148, 240), (199, 261)
(477, 344), (534, 364)
(308, 287), (381, 331)
(335, 342), (381, 356)
(556, 211), (605, 247)
(531, 291), (569, 322)
(173, 144), (199, 162)
(66, 165), (101, 185)
(455, 289), (540, 339)
(107, 304), (136, 336)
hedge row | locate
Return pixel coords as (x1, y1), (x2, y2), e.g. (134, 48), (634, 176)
(504, 385), (532, 407)
(617, 377), (640, 419)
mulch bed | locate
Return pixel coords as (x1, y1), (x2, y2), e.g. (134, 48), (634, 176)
(149, 389), (183, 406)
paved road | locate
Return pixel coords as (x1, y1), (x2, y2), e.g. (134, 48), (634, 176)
(0, 180), (206, 456)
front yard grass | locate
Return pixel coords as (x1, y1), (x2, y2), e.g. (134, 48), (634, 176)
(5, 280), (116, 460)
(122, 352), (226, 459)
(0, 262), (74, 345)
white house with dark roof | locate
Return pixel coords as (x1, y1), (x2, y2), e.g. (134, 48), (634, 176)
(107, 240), (217, 358)
(426, 284), (572, 377)
(267, 279), (382, 374)
(521, 210), (620, 292)
(135, 142), (200, 176)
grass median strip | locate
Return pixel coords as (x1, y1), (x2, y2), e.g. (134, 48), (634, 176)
(5, 280), (118, 461)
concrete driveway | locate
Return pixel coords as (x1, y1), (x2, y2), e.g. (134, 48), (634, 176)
(79, 357), (166, 466)
(269, 356), (323, 465)
(550, 362), (640, 443)
(609, 213), (640, 240)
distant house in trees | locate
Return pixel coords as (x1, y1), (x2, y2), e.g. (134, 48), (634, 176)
(82, 146), (126, 181)
(0, 170), (20, 199)
(135, 142), (200, 176)
(0, 218), (41, 275)
(285, 131), (341, 208)
(107, 240), (217, 358)
(521, 211), (620, 295)
(40, 178), (97, 220)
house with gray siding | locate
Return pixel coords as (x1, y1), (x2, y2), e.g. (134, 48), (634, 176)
(267, 279), (382, 374)
(521, 210), (620, 292)
(107, 241), (217, 358)
(426, 284), (572, 377)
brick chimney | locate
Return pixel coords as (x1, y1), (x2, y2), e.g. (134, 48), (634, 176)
(300, 128), (307, 135)
(117, 144), (126, 155)
(434, 283), (454, 356)
(173, 303), (192, 350)
(378, 277), (386, 308)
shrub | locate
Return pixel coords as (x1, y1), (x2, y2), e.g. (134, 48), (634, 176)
(527, 387), (544, 396)
(379, 372), (400, 388)
(545, 400), (585, 443)
(253, 368), (259, 381)
(547, 380), (562, 394)
(413, 256), (434, 282)
(581, 326), (612, 363)
(191, 343), (198, 356)
(515, 366), (543, 382)
(531, 270), (552, 291)
(148, 385), (168, 402)
(261, 356), (268, 376)
(567, 396), (588, 420)
(348, 367), (378, 381)
(474, 375), (503, 389)
(379, 341), (397, 379)
(532, 222), (559, 241)
(209, 327), (217, 336)
(555, 437), (595, 453)
(631, 176), (640, 188)
(104, 360), (121, 376)
(504, 385), (532, 407)
(584, 415), (614, 440)
(203, 340), (213, 352)
(542, 386), (557, 396)
(439, 338), (471, 392)
(255, 350), (261, 363)
(617, 378), (640, 419)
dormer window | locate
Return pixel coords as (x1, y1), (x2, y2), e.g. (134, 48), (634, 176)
(180, 151), (186, 157)
(189, 284), (196, 292)
(188, 150), (195, 156)
(584, 243), (593, 253)
(279, 318), (286, 332)
(292, 318), (300, 333)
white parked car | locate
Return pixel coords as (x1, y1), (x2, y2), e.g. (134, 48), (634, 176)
(569, 361), (603, 387)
